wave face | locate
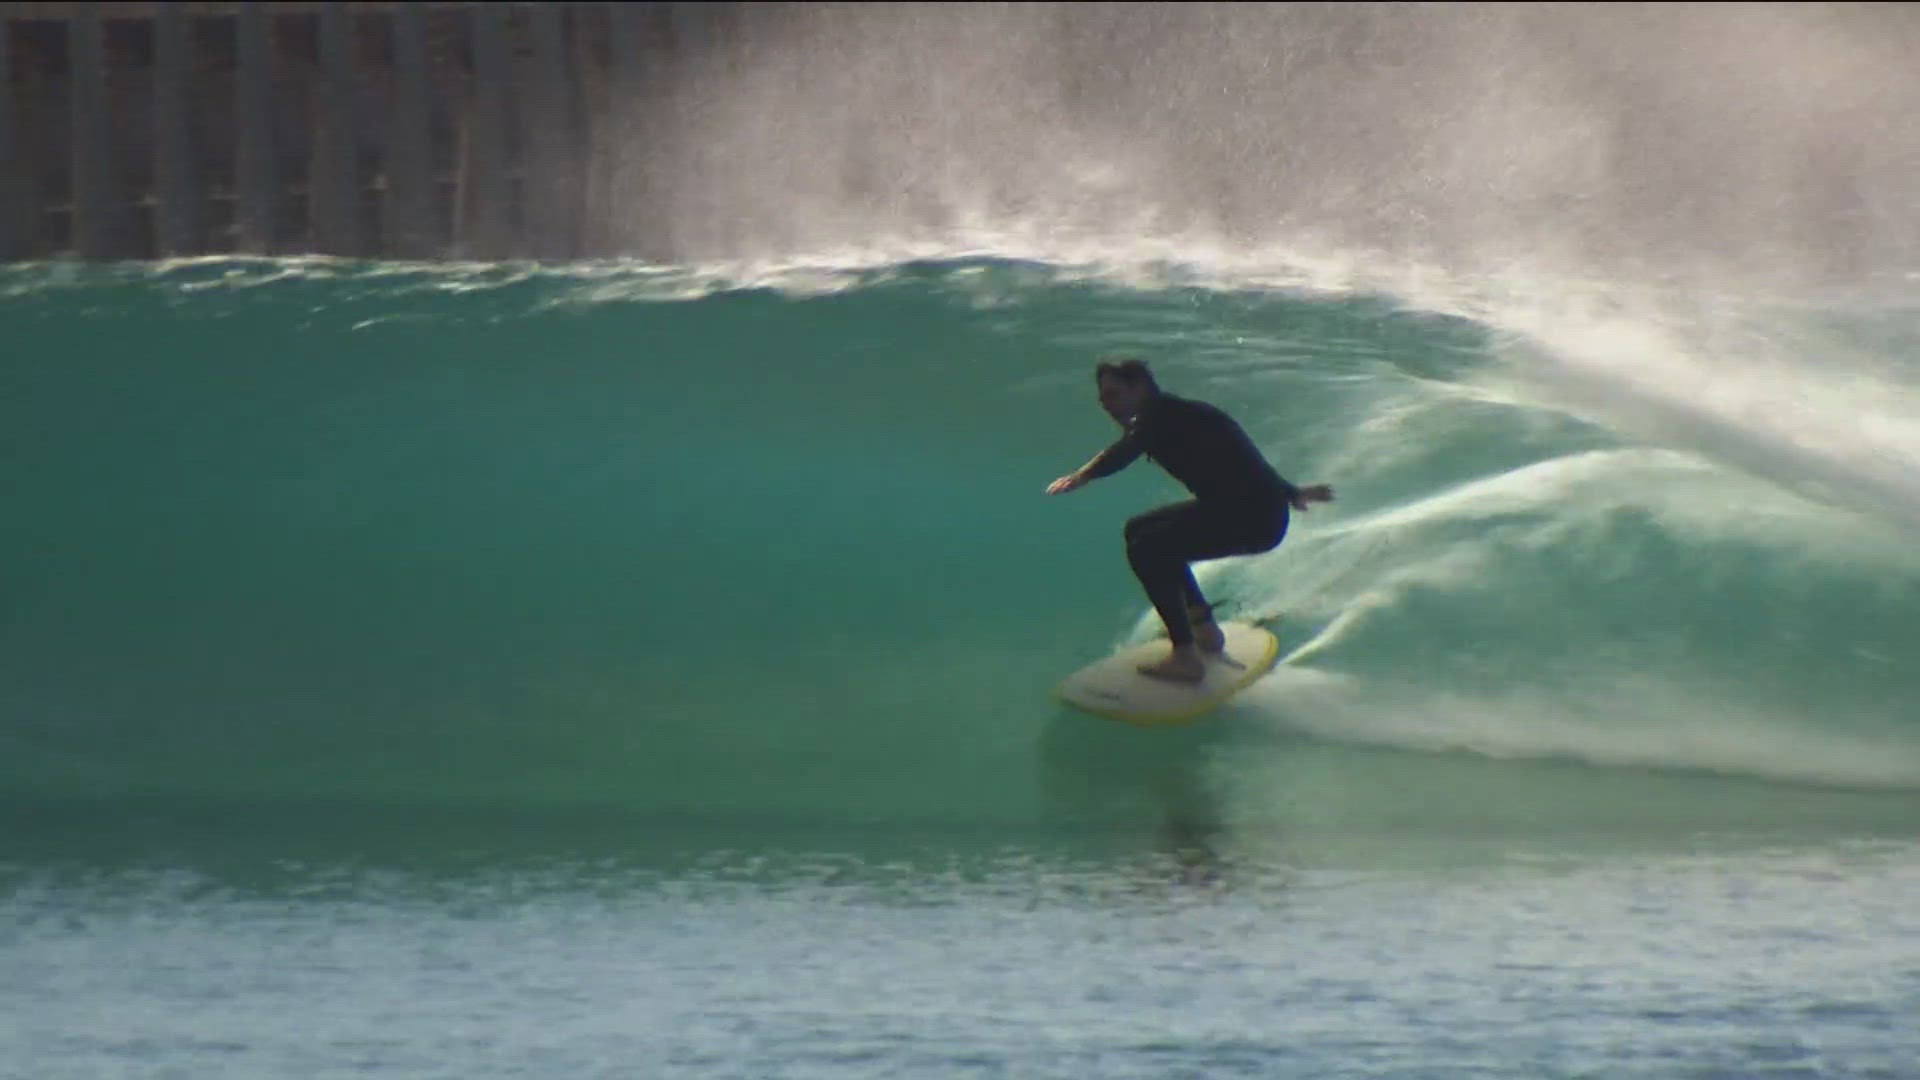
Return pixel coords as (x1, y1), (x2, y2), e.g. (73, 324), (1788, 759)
(4, 258), (1920, 842)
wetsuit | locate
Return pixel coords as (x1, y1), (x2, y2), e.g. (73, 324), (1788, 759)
(1082, 392), (1296, 647)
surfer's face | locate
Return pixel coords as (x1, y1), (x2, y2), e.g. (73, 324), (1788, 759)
(1097, 373), (1150, 424)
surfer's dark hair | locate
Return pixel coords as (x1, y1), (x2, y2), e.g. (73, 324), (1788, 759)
(1095, 357), (1159, 393)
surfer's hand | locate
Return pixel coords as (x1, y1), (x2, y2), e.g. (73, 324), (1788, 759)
(1047, 472), (1087, 495)
(1291, 483), (1334, 510)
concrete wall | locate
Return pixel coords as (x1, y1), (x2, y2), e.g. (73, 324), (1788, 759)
(0, 2), (725, 261)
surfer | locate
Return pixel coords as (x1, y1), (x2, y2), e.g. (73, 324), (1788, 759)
(1048, 358), (1333, 683)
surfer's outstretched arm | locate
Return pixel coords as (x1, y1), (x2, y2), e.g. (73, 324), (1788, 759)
(1046, 471), (1090, 495)
(1047, 436), (1143, 494)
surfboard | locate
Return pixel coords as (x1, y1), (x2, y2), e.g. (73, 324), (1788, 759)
(1056, 621), (1279, 726)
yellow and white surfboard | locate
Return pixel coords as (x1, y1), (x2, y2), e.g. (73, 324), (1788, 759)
(1056, 621), (1279, 726)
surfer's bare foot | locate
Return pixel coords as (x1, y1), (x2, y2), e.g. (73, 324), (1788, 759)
(1193, 619), (1226, 655)
(1138, 645), (1206, 684)
(1186, 602), (1224, 655)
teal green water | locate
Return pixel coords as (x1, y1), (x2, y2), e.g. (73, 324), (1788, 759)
(6, 259), (1919, 830)
(5, 258), (1920, 1077)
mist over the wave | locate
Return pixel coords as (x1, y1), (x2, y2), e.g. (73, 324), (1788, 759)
(607, 2), (1920, 294)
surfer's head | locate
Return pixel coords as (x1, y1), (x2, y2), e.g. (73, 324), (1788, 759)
(1095, 357), (1158, 423)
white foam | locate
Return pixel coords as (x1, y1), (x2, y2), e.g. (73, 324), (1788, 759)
(1236, 666), (1920, 791)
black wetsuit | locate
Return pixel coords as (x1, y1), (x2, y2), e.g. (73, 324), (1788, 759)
(1083, 392), (1296, 647)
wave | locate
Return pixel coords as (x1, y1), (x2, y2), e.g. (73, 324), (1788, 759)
(3, 258), (1919, 844)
